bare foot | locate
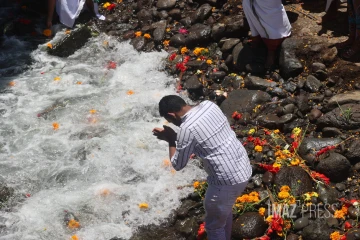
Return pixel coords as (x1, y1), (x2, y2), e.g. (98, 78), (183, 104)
(265, 51), (276, 69)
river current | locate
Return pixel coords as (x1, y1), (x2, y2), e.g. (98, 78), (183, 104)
(0, 32), (206, 240)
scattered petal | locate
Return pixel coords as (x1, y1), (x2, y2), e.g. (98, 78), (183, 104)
(52, 122), (59, 130)
(43, 29), (52, 37)
(8, 81), (16, 87)
(54, 76), (60, 81)
(76, 81), (82, 85)
(89, 109), (97, 114)
(127, 90), (134, 95)
(139, 203), (149, 209)
(47, 43), (53, 49)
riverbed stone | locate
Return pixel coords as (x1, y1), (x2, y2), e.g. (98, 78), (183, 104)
(184, 75), (203, 96)
(346, 228), (360, 240)
(274, 166), (313, 196)
(305, 75), (322, 93)
(279, 38), (303, 79)
(308, 108), (322, 121)
(185, 24), (211, 46)
(317, 184), (339, 204)
(130, 224), (182, 240)
(317, 104), (360, 130)
(169, 34), (186, 47)
(220, 89), (271, 121)
(0, 183), (13, 203)
(302, 218), (332, 240)
(316, 152), (351, 182)
(156, 0), (176, 10)
(344, 139), (360, 163)
(190, 4), (212, 23)
(232, 212), (267, 239)
(244, 76), (277, 91)
(298, 137), (342, 162)
(130, 36), (146, 51)
(326, 91), (360, 109)
(174, 217), (198, 238)
(293, 217), (309, 230)
(312, 62), (326, 72)
(221, 38), (241, 52)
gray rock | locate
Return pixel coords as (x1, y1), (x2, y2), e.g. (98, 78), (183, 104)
(209, 71), (226, 82)
(174, 217), (198, 238)
(0, 183), (13, 203)
(305, 75), (322, 93)
(317, 103), (360, 130)
(287, 234), (300, 240)
(302, 218), (332, 240)
(221, 38), (241, 52)
(346, 228), (360, 240)
(151, 21), (166, 42)
(322, 127), (342, 137)
(326, 91), (360, 109)
(262, 171), (274, 185)
(156, 0), (176, 10)
(312, 62), (326, 72)
(211, 23), (226, 40)
(344, 139), (360, 163)
(317, 184), (339, 204)
(220, 89), (271, 121)
(185, 24), (211, 46)
(157, 10), (168, 19)
(176, 199), (196, 218)
(314, 70), (328, 81)
(185, 60), (208, 70)
(279, 38), (304, 79)
(137, 9), (153, 25)
(283, 104), (296, 114)
(274, 166), (313, 196)
(257, 114), (280, 129)
(296, 93), (310, 114)
(244, 76), (277, 91)
(168, 8), (181, 20)
(184, 75), (203, 95)
(283, 81), (297, 93)
(130, 224), (182, 240)
(190, 4), (212, 23)
(294, 217), (309, 230)
(298, 137), (341, 162)
(316, 152), (351, 182)
(322, 46), (337, 63)
(324, 89), (333, 97)
(180, 17), (192, 28)
(221, 76), (241, 89)
(348, 206), (360, 219)
(308, 108), (322, 121)
(48, 26), (92, 58)
(335, 183), (346, 191)
(130, 36), (146, 51)
(223, 15), (249, 37)
(169, 34), (186, 47)
(232, 212), (267, 239)
(326, 217), (338, 227)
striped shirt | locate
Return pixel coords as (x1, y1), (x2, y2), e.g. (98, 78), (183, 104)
(170, 100), (252, 185)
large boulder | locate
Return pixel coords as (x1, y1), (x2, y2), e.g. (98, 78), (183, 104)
(48, 26), (92, 58)
(344, 139), (360, 163)
(317, 103), (360, 130)
(274, 166), (313, 196)
(279, 38), (303, 79)
(298, 137), (342, 162)
(219, 89), (271, 121)
(316, 152), (351, 182)
(232, 212), (267, 239)
(326, 91), (360, 110)
(302, 218), (333, 240)
(190, 4), (213, 23)
(185, 24), (212, 46)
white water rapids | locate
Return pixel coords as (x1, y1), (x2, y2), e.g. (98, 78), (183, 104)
(0, 33), (206, 240)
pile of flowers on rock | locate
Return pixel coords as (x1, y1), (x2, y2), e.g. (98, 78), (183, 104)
(192, 125), (357, 239)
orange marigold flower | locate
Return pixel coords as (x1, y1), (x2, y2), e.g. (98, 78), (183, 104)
(330, 231), (343, 240)
(54, 76), (60, 81)
(47, 43), (53, 49)
(71, 235), (79, 240)
(139, 203), (149, 209)
(52, 122), (59, 130)
(43, 29), (52, 37)
(127, 90), (134, 95)
(280, 185), (290, 192)
(68, 219), (80, 229)
(89, 109), (97, 114)
(193, 181), (200, 189)
(163, 159), (171, 167)
(254, 145), (263, 152)
(288, 196), (296, 204)
(163, 40), (170, 46)
(341, 206), (348, 214)
(8, 81), (16, 87)
(273, 129), (280, 133)
(65, 30), (71, 34)
(76, 81), (82, 85)
(290, 158), (301, 166)
(135, 31), (142, 37)
(144, 33), (151, 39)
(259, 207), (266, 216)
(206, 59), (213, 65)
(180, 47), (188, 54)
(278, 191), (290, 199)
(334, 209), (346, 219)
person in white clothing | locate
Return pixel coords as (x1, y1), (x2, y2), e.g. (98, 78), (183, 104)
(47, 0), (104, 28)
(242, 0), (292, 69)
(153, 95), (252, 240)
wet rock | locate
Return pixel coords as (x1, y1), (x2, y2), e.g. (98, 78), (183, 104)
(174, 217), (198, 238)
(316, 152), (351, 182)
(348, 206), (360, 219)
(109, 237), (126, 240)
(232, 212), (267, 239)
(302, 218), (332, 240)
(283, 81), (297, 93)
(0, 182), (13, 203)
(287, 234), (300, 240)
(185, 60), (208, 70)
(344, 140), (360, 163)
(209, 71), (226, 82)
(184, 75), (203, 96)
(314, 70), (328, 81)
(326, 217), (338, 227)
(283, 104), (296, 114)
(324, 89), (333, 97)
(347, 228), (360, 240)
(137, 9), (152, 25)
(322, 127), (342, 137)
(252, 174), (263, 187)
(245, 63), (266, 75)
(190, 4), (212, 23)
(168, 9), (181, 20)
(262, 171), (274, 185)
(274, 166), (313, 196)
(221, 38), (241, 52)
(294, 217), (309, 230)
(157, 10), (168, 19)
(64, 212), (79, 225)
(220, 89), (271, 121)
(156, 0), (176, 10)
(257, 114), (280, 129)
(305, 75), (322, 93)
(298, 137), (341, 162)
(244, 76), (276, 91)
(222, 15), (249, 37)
(335, 183), (346, 191)
(317, 184), (339, 204)
(130, 36), (146, 51)
(211, 23), (226, 41)
(326, 91), (360, 109)
(221, 76), (241, 89)
(152, 21), (166, 42)
(322, 46), (337, 63)
(279, 38), (303, 79)
(296, 93), (310, 114)
(312, 62), (326, 72)
(169, 34), (186, 47)
(123, 30), (135, 40)
(48, 26), (92, 58)
(317, 104), (360, 130)
(130, 224), (182, 240)
(308, 108), (322, 122)
(185, 24), (212, 46)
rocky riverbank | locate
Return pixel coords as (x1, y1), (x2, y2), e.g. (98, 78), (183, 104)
(3, 0), (360, 239)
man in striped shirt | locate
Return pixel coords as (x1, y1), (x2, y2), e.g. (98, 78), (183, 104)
(153, 95), (252, 240)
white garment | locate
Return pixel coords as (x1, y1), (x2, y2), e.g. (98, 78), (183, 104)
(55, 0), (105, 28)
(56, 0), (86, 28)
(204, 182), (248, 240)
(243, 0), (292, 39)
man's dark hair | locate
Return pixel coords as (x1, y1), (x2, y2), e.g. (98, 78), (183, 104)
(159, 95), (187, 117)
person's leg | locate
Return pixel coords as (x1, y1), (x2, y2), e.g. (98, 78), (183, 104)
(343, 0), (360, 58)
(85, 0), (96, 16)
(204, 182), (248, 240)
(318, 0), (339, 24)
(336, 0), (356, 49)
(262, 38), (284, 69)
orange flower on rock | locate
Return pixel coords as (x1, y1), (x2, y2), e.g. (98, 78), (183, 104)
(68, 219), (80, 229)
(65, 29), (71, 34)
(43, 29), (52, 37)
(193, 181), (200, 189)
(76, 81), (82, 85)
(8, 81), (16, 87)
(259, 207), (266, 216)
(89, 109), (97, 114)
(143, 33), (151, 39)
(71, 235), (79, 240)
(54, 76), (60, 81)
(135, 31), (142, 37)
(139, 203), (149, 209)
(47, 43), (53, 49)
(163, 40), (170, 46)
(127, 90), (134, 95)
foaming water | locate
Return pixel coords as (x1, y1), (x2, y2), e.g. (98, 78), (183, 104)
(0, 34), (206, 240)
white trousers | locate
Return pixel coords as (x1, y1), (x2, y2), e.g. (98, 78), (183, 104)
(242, 0), (291, 39)
(204, 181), (248, 240)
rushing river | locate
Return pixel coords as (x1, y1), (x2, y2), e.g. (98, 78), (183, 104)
(0, 32), (206, 240)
